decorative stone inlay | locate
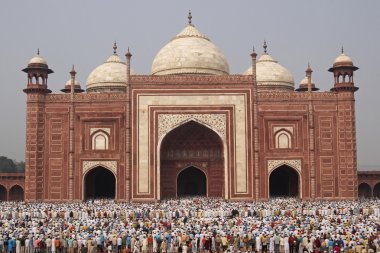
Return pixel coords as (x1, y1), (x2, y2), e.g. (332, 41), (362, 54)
(83, 161), (117, 176)
(267, 159), (301, 174)
(90, 128), (111, 136)
(158, 114), (226, 141)
(273, 126), (293, 134)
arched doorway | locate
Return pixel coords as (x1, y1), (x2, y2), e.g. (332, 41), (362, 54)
(0, 185), (7, 201)
(160, 120), (224, 199)
(373, 183), (380, 198)
(8, 185), (24, 201)
(84, 167), (116, 200)
(177, 167), (207, 197)
(269, 165), (299, 197)
(358, 183), (372, 198)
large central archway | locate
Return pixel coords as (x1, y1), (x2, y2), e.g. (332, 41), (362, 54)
(84, 167), (115, 200)
(177, 167), (207, 197)
(160, 120), (224, 199)
(269, 165), (299, 197)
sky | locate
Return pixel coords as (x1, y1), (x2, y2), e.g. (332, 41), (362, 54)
(0, 1), (379, 170)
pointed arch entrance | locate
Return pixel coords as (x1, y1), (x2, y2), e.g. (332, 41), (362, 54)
(160, 120), (224, 199)
(373, 183), (380, 198)
(269, 165), (299, 197)
(358, 183), (372, 198)
(9, 185), (24, 201)
(0, 185), (7, 201)
(177, 166), (207, 197)
(84, 166), (116, 200)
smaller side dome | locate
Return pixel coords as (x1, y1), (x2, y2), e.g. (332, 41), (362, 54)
(244, 50), (294, 90)
(333, 53), (353, 67)
(332, 47), (354, 68)
(28, 55), (47, 65)
(24, 49), (52, 74)
(61, 79), (84, 93)
(86, 43), (136, 93)
(296, 77), (319, 92)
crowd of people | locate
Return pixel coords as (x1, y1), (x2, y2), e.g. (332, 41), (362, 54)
(0, 197), (379, 253)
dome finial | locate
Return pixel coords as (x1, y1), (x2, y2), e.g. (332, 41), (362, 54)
(188, 10), (192, 25)
(37, 48), (40, 55)
(341, 46), (344, 54)
(306, 62), (313, 74)
(125, 46), (132, 58)
(70, 64), (77, 77)
(263, 40), (268, 54)
(113, 41), (117, 55)
(252, 45), (255, 53)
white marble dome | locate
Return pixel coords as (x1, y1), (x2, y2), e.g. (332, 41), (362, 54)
(86, 53), (136, 91)
(65, 79), (80, 86)
(244, 53), (294, 89)
(300, 76), (315, 85)
(151, 24), (229, 75)
(333, 53), (353, 67)
(28, 55), (47, 65)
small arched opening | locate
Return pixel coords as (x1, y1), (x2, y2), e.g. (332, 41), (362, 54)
(373, 183), (380, 198)
(269, 165), (299, 197)
(0, 185), (7, 201)
(9, 185), (24, 201)
(275, 130), (292, 149)
(84, 166), (116, 200)
(177, 166), (207, 197)
(358, 183), (372, 198)
(91, 131), (109, 150)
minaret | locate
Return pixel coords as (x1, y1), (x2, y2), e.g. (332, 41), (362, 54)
(22, 50), (53, 201)
(125, 46), (132, 200)
(329, 47), (359, 92)
(68, 65), (76, 200)
(329, 48), (359, 199)
(306, 63), (316, 198)
(251, 46), (259, 200)
(125, 46), (132, 86)
(22, 49), (53, 94)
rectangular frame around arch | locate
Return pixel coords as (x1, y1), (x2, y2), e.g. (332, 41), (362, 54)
(131, 88), (254, 200)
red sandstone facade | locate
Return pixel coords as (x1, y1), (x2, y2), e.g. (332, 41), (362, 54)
(15, 16), (367, 202)
(19, 68), (362, 201)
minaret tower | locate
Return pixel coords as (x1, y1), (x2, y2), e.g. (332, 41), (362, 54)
(329, 48), (359, 199)
(22, 50), (53, 201)
(22, 49), (53, 94)
(125, 46), (132, 200)
(251, 46), (259, 200)
(329, 47), (359, 92)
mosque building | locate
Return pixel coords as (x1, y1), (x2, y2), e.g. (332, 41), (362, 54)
(19, 13), (363, 201)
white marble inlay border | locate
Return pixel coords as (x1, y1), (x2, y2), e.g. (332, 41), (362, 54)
(267, 159), (301, 174)
(158, 114), (226, 141)
(83, 160), (117, 176)
(90, 128), (111, 136)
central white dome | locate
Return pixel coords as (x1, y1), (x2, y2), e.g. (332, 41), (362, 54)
(151, 24), (229, 75)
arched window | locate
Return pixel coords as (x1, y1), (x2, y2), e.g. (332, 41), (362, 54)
(92, 131), (109, 150)
(39, 76), (44, 85)
(33, 75), (38, 84)
(275, 130), (292, 149)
